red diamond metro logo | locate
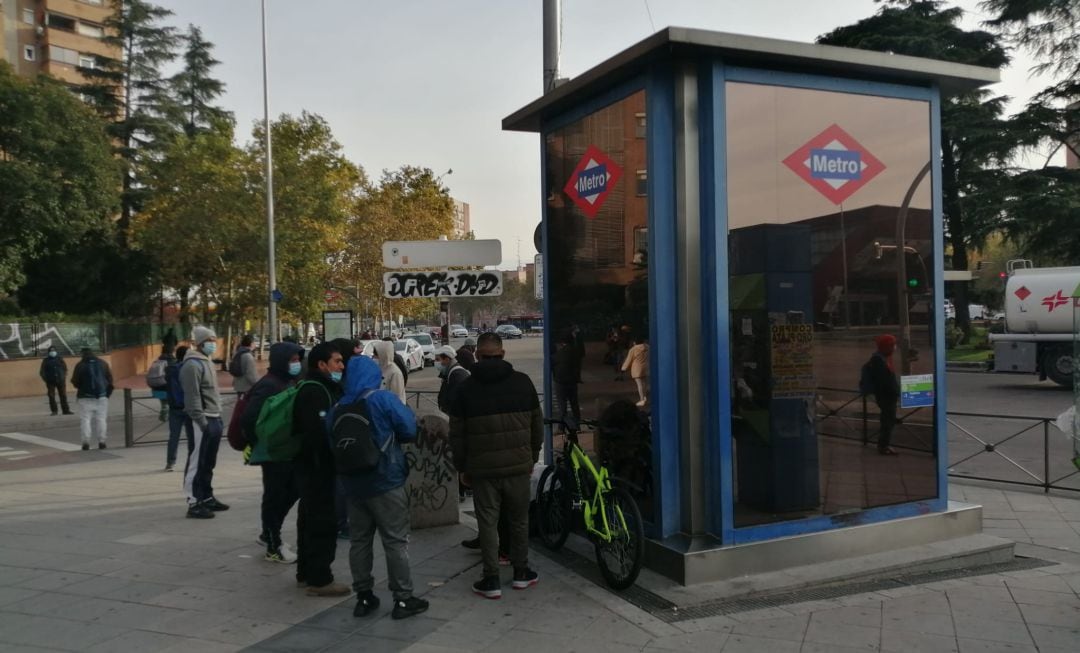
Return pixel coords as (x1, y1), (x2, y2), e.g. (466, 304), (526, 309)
(782, 124), (886, 205)
(563, 145), (623, 219)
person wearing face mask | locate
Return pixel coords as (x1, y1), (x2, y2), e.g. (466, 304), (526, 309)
(435, 346), (469, 415)
(292, 343), (348, 597)
(39, 346), (72, 416)
(181, 326), (228, 519)
(242, 341), (305, 562)
(71, 347), (114, 450)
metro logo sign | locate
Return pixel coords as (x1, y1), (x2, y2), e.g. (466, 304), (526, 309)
(782, 124), (885, 205)
(564, 145), (623, 219)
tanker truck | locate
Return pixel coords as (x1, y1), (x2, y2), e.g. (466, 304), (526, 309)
(989, 261), (1079, 387)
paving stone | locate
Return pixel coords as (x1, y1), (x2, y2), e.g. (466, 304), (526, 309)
(730, 614), (809, 641)
(416, 621), (506, 650)
(1016, 602), (1080, 628)
(248, 625), (350, 652)
(645, 629), (732, 651)
(1027, 623), (1080, 650)
(881, 611), (957, 637)
(881, 628), (958, 652)
(718, 634), (802, 652)
(319, 634), (412, 653)
(0, 586), (39, 608)
(83, 630), (190, 653)
(956, 638), (1039, 652)
(803, 620), (881, 650)
(809, 605), (882, 628)
(952, 616), (1036, 646)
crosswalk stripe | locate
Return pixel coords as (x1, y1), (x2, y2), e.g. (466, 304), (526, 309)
(0, 450), (31, 457)
(0, 432), (82, 452)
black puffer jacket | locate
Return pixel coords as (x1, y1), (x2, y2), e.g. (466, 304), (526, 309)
(449, 358), (543, 478)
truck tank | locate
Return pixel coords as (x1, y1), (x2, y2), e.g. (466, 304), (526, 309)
(1005, 267), (1080, 334)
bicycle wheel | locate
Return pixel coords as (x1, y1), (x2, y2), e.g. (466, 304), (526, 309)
(593, 485), (644, 590)
(536, 465), (572, 550)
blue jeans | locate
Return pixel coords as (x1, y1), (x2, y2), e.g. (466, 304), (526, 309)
(167, 408), (193, 467)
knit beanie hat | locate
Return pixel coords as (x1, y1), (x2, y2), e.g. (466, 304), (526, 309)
(192, 325), (216, 345)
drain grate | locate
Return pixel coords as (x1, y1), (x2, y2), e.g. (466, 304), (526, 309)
(533, 543), (1055, 623)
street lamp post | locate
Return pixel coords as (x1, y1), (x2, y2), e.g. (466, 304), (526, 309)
(896, 161), (931, 375)
(261, 0), (278, 343)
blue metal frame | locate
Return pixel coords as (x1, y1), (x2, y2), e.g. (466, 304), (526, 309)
(538, 68), (682, 538)
(930, 83), (947, 503)
(709, 64), (947, 545)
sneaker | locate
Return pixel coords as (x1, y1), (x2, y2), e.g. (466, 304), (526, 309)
(62, 411), (74, 415)
(98, 442), (106, 450)
(512, 568), (539, 590)
(306, 582), (350, 597)
(81, 443), (90, 451)
(256, 533), (269, 547)
(391, 596), (429, 620)
(51, 411), (58, 416)
(278, 542), (297, 562)
(498, 553), (511, 567)
(354, 591), (380, 617)
(164, 464), (174, 472)
(461, 538), (480, 550)
(472, 576), (502, 600)
(265, 545), (297, 564)
(337, 529), (350, 541)
(204, 498), (229, 511)
(186, 503), (214, 519)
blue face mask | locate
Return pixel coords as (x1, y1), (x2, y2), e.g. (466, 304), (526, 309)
(201, 342), (217, 356)
(288, 361), (302, 376)
(330, 371), (343, 383)
(48, 351), (57, 358)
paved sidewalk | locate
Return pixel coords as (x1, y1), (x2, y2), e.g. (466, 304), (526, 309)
(1, 443), (1078, 652)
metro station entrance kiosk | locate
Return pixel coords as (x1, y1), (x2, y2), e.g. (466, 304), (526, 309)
(504, 29), (999, 583)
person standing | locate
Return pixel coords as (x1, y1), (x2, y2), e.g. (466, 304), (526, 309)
(865, 334), (901, 456)
(163, 345), (194, 472)
(39, 346), (72, 416)
(553, 331), (582, 426)
(71, 348), (113, 450)
(449, 332), (543, 599)
(181, 326), (229, 519)
(622, 336), (650, 407)
(435, 346), (469, 414)
(230, 335), (260, 397)
(293, 343), (348, 596)
(374, 341), (406, 404)
(456, 338), (477, 372)
(243, 341), (304, 562)
(332, 355), (429, 620)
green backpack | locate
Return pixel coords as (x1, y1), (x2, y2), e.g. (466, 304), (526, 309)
(248, 380), (332, 464)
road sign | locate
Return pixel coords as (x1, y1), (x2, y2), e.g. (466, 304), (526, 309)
(270, 289), (283, 303)
(322, 310), (353, 341)
(382, 239), (501, 269)
(563, 144), (623, 218)
(900, 374), (935, 408)
(383, 270), (503, 299)
(782, 124), (885, 205)
(324, 290), (340, 304)
(534, 254), (543, 300)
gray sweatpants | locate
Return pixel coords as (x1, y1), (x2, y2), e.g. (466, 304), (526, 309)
(347, 486), (414, 601)
(473, 474), (530, 578)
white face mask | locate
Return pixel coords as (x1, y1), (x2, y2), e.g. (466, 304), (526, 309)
(435, 362), (447, 375)
(201, 342), (217, 356)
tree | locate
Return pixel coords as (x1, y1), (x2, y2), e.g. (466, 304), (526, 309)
(343, 166), (455, 318)
(167, 25), (232, 138)
(0, 62), (121, 300)
(819, 0), (1013, 342)
(81, 0), (179, 244)
(249, 113), (366, 322)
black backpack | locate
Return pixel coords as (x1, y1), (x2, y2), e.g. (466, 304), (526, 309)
(330, 390), (390, 474)
(228, 348), (249, 377)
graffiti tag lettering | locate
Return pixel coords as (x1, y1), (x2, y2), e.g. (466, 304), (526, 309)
(383, 271), (503, 299)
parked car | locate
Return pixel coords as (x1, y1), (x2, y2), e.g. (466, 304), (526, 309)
(395, 338), (425, 372)
(404, 333), (436, 366)
(969, 303), (987, 320)
(495, 324), (524, 339)
(450, 324), (469, 338)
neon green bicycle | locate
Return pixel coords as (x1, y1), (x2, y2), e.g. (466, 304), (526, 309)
(536, 418), (644, 590)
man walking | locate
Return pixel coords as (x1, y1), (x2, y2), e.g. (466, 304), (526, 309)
(293, 343), (348, 596)
(182, 326), (229, 519)
(71, 348), (113, 450)
(864, 334), (901, 456)
(333, 355), (429, 619)
(449, 332), (543, 599)
(242, 341), (304, 562)
(39, 346), (72, 416)
(230, 335), (260, 397)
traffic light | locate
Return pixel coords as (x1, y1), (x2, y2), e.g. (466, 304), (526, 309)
(907, 277), (920, 289)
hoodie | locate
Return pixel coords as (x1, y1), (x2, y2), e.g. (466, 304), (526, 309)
(331, 356), (417, 500)
(241, 342), (303, 446)
(180, 346), (221, 427)
(373, 340), (406, 403)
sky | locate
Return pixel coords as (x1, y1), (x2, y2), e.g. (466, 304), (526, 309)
(154, 0), (1052, 269)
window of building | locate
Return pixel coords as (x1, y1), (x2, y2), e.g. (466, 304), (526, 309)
(77, 22), (104, 38)
(635, 170), (648, 196)
(634, 112), (647, 138)
(47, 13), (77, 33)
(23, 46), (36, 62)
(49, 46), (79, 66)
(22, 8), (35, 24)
(633, 227), (648, 255)
(78, 54), (96, 69)
(80, 0), (105, 5)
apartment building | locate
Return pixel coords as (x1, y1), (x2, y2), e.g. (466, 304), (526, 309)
(451, 199), (471, 238)
(1, 0), (116, 88)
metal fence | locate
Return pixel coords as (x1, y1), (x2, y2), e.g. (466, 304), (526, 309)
(0, 322), (219, 360)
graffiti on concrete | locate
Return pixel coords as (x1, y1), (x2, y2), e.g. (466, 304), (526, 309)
(405, 414), (459, 527)
(0, 323), (98, 360)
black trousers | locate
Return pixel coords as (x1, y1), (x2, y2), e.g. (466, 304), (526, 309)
(261, 461), (299, 551)
(556, 382), (581, 424)
(295, 463), (338, 587)
(877, 399), (897, 452)
(46, 383), (70, 414)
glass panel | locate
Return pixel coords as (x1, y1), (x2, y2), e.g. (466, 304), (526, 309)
(545, 89), (653, 521)
(726, 82), (937, 528)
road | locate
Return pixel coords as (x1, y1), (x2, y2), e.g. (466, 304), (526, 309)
(2, 338), (1076, 491)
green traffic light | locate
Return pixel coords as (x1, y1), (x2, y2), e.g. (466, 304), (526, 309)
(907, 278), (919, 288)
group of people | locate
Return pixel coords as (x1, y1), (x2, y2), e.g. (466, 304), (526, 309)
(141, 325), (539, 619)
(38, 346), (114, 450)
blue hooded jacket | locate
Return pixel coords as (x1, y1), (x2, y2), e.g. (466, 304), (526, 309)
(329, 355), (417, 499)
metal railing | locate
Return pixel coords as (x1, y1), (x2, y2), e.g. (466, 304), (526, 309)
(122, 388), (239, 447)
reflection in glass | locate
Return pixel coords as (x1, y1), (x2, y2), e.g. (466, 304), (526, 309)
(544, 90), (654, 521)
(726, 82), (938, 527)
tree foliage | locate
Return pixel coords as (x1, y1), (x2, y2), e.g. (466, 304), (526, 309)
(0, 62), (120, 296)
(167, 25), (233, 138)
